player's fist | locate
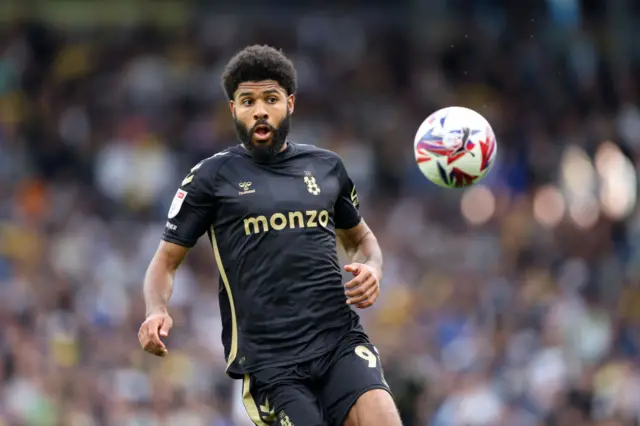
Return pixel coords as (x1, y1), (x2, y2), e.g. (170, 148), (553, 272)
(344, 263), (381, 309)
(138, 310), (173, 357)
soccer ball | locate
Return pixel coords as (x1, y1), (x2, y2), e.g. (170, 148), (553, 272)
(414, 106), (497, 188)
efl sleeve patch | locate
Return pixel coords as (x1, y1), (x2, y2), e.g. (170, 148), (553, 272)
(168, 189), (188, 219)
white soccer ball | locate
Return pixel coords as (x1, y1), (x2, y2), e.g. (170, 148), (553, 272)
(414, 106), (497, 188)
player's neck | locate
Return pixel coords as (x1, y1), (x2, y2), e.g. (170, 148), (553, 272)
(240, 141), (289, 152)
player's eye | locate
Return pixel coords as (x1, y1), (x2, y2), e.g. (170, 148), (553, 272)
(241, 99), (254, 106)
(267, 96), (278, 104)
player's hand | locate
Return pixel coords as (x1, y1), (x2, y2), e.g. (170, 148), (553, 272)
(344, 263), (381, 309)
(138, 310), (173, 357)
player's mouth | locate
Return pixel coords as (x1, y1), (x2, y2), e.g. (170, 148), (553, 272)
(253, 125), (273, 142)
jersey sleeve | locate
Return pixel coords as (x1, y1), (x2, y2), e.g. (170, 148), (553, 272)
(334, 158), (362, 230)
(162, 156), (222, 247)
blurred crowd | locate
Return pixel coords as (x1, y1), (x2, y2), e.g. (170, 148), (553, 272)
(1, 1), (640, 425)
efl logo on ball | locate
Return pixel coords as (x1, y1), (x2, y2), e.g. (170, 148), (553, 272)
(414, 106), (497, 188)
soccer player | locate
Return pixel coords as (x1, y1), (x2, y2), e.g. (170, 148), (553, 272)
(138, 45), (402, 426)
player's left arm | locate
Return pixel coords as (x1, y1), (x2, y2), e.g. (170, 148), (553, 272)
(337, 220), (383, 308)
(334, 158), (383, 309)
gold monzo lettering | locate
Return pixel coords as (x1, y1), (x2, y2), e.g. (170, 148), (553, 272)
(244, 210), (329, 235)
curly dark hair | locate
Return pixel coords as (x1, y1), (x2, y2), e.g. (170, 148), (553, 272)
(221, 45), (298, 100)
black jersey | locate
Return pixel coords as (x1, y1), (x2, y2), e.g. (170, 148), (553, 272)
(162, 142), (366, 378)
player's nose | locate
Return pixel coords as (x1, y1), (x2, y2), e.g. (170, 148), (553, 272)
(253, 111), (269, 121)
(253, 103), (268, 121)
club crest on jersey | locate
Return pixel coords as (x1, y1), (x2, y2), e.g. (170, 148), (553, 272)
(303, 171), (321, 196)
(279, 412), (294, 426)
(168, 189), (187, 219)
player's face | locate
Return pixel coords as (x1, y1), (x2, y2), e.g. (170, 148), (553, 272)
(231, 80), (295, 162)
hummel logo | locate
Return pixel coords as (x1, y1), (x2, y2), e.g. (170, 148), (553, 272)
(239, 182), (255, 195)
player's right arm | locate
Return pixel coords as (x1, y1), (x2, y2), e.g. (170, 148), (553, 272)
(139, 155), (221, 357)
(139, 241), (185, 356)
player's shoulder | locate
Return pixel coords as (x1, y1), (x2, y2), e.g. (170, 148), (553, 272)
(180, 146), (242, 190)
(292, 142), (343, 166)
(189, 146), (243, 175)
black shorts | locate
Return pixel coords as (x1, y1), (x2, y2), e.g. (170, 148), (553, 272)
(240, 332), (392, 426)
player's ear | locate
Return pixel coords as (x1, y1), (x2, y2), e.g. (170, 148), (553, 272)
(287, 95), (295, 114)
(229, 101), (236, 116)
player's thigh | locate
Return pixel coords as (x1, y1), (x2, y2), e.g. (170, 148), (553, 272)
(242, 373), (328, 426)
(319, 342), (400, 426)
(344, 388), (402, 426)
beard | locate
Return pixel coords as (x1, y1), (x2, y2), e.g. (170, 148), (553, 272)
(234, 113), (291, 163)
